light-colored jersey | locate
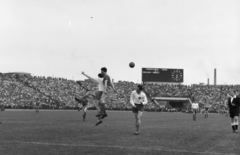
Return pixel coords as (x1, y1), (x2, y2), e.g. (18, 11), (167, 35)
(94, 78), (104, 91)
(130, 90), (148, 106)
(192, 103), (199, 109)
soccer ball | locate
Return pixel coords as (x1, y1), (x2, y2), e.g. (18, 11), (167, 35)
(129, 62), (135, 68)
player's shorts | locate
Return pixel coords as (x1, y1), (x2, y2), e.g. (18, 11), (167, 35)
(229, 109), (239, 118)
(95, 91), (103, 100)
(100, 87), (113, 103)
(132, 104), (144, 113)
(81, 99), (88, 106)
(192, 109), (198, 114)
(205, 107), (209, 111)
(82, 105), (88, 112)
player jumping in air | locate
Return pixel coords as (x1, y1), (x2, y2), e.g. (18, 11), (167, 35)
(81, 72), (104, 125)
(191, 97), (199, 121)
(96, 67), (117, 126)
(130, 85), (148, 135)
(227, 91), (240, 133)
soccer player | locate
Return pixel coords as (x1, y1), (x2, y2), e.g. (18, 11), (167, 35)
(191, 98), (199, 121)
(81, 72), (104, 125)
(75, 96), (89, 121)
(130, 85), (148, 135)
(204, 103), (210, 118)
(35, 98), (40, 113)
(97, 67), (117, 125)
(227, 91), (240, 133)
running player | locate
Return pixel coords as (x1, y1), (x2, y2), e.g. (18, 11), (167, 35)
(35, 98), (40, 113)
(75, 95), (89, 121)
(227, 91), (240, 133)
(191, 98), (199, 121)
(130, 85), (148, 135)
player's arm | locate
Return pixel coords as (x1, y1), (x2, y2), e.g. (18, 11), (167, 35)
(80, 95), (88, 100)
(103, 80), (108, 93)
(82, 72), (98, 83)
(152, 100), (161, 109)
(130, 92), (136, 107)
(235, 96), (240, 107)
(142, 93), (148, 105)
(110, 79), (117, 92)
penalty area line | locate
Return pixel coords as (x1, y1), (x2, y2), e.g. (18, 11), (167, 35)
(0, 141), (230, 155)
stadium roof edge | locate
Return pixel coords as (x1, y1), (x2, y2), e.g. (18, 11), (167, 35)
(2, 72), (31, 75)
(153, 97), (192, 103)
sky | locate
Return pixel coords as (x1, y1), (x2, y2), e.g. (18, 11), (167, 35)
(0, 0), (239, 85)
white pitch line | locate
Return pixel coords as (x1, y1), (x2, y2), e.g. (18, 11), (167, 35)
(0, 141), (234, 155)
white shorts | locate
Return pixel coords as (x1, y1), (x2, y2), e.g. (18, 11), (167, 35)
(82, 105), (88, 112)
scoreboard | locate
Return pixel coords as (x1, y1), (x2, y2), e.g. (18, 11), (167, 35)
(142, 68), (184, 83)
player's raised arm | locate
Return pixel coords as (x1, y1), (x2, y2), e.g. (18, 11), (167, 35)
(81, 72), (98, 83)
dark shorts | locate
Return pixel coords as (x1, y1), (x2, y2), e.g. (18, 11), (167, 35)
(95, 91), (103, 100)
(132, 104), (144, 113)
(82, 103), (88, 106)
(229, 109), (239, 118)
(205, 107), (209, 111)
(192, 109), (197, 114)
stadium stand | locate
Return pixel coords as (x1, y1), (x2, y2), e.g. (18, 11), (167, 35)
(0, 73), (239, 112)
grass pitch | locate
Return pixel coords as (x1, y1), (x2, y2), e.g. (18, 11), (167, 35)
(0, 110), (239, 155)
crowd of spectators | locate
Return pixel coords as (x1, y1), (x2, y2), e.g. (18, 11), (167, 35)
(0, 73), (239, 112)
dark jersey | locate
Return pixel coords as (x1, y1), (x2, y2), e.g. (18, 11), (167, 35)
(103, 74), (113, 88)
(228, 97), (240, 114)
(81, 99), (88, 106)
(36, 101), (40, 106)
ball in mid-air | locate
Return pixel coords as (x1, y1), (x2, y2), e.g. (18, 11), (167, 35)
(129, 62), (135, 68)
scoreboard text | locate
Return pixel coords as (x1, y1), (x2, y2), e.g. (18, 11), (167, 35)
(142, 68), (184, 83)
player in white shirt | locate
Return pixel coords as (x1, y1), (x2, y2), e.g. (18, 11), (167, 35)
(192, 101), (199, 121)
(80, 72), (104, 124)
(130, 85), (148, 135)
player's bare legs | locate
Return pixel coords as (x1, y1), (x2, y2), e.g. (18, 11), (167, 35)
(193, 110), (195, 120)
(205, 109), (208, 118)
(82, 106), (87, 121)
(95, 102), (106, 126)
(35, 106), (39, 113)
(134, 111), (143, 135)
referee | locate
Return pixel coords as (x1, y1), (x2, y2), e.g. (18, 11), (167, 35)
(227, 90), (240, 133)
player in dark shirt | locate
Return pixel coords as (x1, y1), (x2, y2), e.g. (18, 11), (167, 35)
(95, 67), (117, 126)
(227, 90), (240, 133)
(204, 104), (210, 118)
(75, 96), (89, 121)
(35, 98), (40, 113)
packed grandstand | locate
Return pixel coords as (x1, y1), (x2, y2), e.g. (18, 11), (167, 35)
(0, 73), (238, 112)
